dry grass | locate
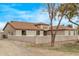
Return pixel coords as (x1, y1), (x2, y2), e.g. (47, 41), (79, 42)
(26, 41), (79, 53)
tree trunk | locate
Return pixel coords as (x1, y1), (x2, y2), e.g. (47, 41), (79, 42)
(52, 16), (63, 46)
(50, 19), (54, 46)
(47, 4), (54, 46)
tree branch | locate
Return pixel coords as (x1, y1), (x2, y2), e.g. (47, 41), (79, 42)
(68, 19), (79, 26)
(53, 16), (63, 40)
(66, 14), (79, 26)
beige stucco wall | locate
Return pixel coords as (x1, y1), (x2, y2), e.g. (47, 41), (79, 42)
(47, 31), (65, 35)
(15, 30), (37, 36)
(75, 30), (78, 35)
(65, 30), (78, 36)
(7, 35), (78, 44)
(26, 30), (36, 36)
(26, 30), (44, 36)
(70, 31), (74, 36)
(65, 31), (69, 36)
(47, 30), (78, 36)
(16, 30), (77, 36)
(56, 31), (65, 35)
(65, 30), (77, 36)
(8, 36), (36, 43)
(16, 30), (22, 36)
(75, 30), (79, 35)
(4, 24), (16, 35)
(40, 31), (43, 36)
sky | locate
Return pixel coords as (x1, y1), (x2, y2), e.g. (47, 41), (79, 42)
(0, 3), (78, 30)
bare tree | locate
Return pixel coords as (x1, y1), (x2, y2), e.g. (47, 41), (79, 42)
(47, 3), (57, 46)
(47, 3), (66, 46)
(47, 3), (79, 46)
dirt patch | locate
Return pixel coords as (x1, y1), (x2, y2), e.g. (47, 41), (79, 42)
(0, 39), (79, 56)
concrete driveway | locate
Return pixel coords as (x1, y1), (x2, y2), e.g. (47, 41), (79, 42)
(0, 39), (79, 56)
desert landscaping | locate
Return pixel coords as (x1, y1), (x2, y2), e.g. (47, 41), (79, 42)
(0, 39), (78, 56)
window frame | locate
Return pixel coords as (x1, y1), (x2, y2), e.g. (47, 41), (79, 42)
(22, 30), (26, 35)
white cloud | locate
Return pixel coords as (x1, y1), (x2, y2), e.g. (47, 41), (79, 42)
(0, 22), (6, 30)
(0, 4), (50, 23)
(0, 4), (50, 30)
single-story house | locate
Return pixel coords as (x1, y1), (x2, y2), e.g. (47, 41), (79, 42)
(3, 21), (79, 36)
(3, 21), (49, 36)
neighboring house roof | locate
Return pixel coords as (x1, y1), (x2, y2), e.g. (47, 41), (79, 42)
(3, 21), (40, 30)
(49, 25), (77, 31)
(64, 26), (76, 30)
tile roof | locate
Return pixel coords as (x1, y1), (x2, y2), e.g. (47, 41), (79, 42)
(7, 21), (39, 30)
(3, 21), (77, 31)
(49, 25), (76, 31)
(35, 22), (49, 25)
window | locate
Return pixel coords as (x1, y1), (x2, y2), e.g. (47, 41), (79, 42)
(22, 30), (26, 35)
(36, 31), (40, 35)
(43, 31), (47, 36)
